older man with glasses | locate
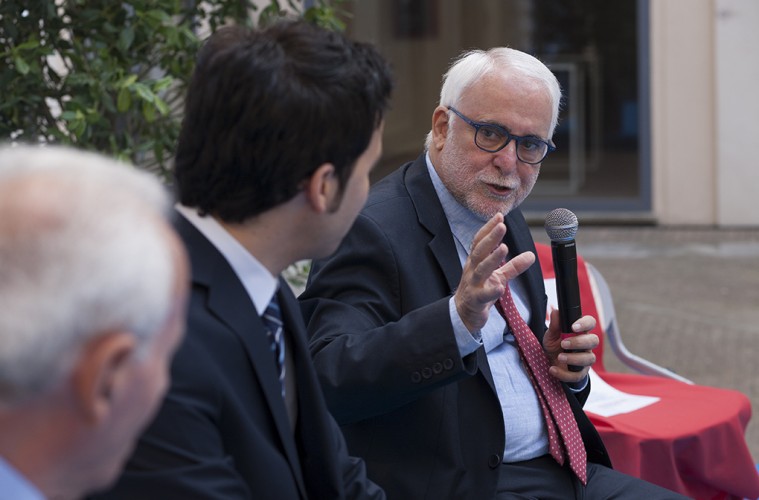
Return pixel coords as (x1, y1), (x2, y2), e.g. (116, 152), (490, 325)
(301, 47), (688, 499)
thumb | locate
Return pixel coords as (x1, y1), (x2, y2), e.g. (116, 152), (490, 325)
(498, 251), (535, 282)
(544, 307), (563, 343)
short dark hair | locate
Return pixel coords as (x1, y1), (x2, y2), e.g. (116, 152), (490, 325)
(174, 20), (393, 222)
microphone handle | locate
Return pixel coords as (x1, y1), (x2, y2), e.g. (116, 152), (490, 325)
(551, 240), (583, 372)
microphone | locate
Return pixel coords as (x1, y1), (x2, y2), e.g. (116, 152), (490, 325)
(544, 208), (583, 372)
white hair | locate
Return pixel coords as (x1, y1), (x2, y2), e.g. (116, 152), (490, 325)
(425, 47), (562, 150)
(0, 144), (176, 405)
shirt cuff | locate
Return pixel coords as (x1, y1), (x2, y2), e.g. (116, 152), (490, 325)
(568, 374), (589, 392)
(449, 297), (482, 357)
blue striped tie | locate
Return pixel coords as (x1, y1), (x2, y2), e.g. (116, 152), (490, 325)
(262, 295), (286, 399)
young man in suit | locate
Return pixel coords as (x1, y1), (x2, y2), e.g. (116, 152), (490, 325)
(95, 20), (392, 499)
(301, 48), (688, 499)
(0, 144), (187, 500)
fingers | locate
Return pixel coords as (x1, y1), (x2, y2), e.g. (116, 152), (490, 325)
(497, 251), (535, 282)
(568, 314), (597, 335)
(471, 212), (504, 249)
(469, 213), (507, 280)
(549, 361), (592, 383)
(561, 332), (599, 352)
(469, 214), (536, 287)
(547, 310), (599, 382)
(455, 215), (507, 332)
(455, 213), (539, 333)
(550, 331), (599, 381)
(550, 338), (596, 382)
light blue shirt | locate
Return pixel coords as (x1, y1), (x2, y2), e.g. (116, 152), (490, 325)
(0, 456), (44, 500)
(425, 154), (550, 462)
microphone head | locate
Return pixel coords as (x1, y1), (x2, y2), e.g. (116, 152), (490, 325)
(544, 208), (578, 243)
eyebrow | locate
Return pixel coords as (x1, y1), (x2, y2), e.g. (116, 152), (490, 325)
(477, 119), (548, 142)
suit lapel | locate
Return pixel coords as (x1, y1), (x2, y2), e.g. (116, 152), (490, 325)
(174, 213), (307, 497)
(402, 157), (503, 390)
(404, 155), (462, 294)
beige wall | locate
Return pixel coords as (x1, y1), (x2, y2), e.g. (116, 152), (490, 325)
(650, 0), (759, 226)
(715, 0), (759, 226)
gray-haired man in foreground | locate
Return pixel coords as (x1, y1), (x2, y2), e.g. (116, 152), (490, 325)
(0, 144), (188, 500)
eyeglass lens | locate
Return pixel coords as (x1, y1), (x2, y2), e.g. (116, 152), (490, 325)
(474, 126), (548, 164)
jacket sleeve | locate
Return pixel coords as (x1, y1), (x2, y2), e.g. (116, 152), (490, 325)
(300, 212), (479, 425)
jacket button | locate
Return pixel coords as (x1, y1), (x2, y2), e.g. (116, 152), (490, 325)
(488, 454), (501, 468)
(421, 367), (432, 379)
(432, 362), (443, 374)
(411, 371), (422, 383)
(443, 358), (454, 370)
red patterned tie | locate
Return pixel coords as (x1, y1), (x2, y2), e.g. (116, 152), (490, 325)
(496, 285), (588, 485)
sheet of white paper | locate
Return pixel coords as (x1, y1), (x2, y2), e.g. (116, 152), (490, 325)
(584, 369), (660, 417)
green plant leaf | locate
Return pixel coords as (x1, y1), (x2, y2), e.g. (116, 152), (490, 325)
(153, 76), (173, 92)
(154, 95), (169, 116)
(119, 27), (135, 51)
(60, 111), (79, 121)
(13, 56), (30, 75)
(15, 39), (41, 51)
(133, 82), (155, 103)
(120, 74), (138, 88)
(117, 87), (132, 112)
(142, 100), (156, 122)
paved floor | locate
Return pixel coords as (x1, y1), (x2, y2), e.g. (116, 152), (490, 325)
(531, 225), (759, 461)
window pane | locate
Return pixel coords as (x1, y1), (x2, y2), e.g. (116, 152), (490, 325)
(344, 0), (648, 217)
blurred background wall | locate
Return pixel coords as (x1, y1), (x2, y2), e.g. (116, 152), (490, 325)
(341, 0), (759, 227)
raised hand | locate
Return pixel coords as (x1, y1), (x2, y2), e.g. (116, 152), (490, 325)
(454, 213), (535, 333)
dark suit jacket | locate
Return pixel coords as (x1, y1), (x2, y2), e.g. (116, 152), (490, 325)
(93, 213), (383, 500)
(300, 155), (611, 500)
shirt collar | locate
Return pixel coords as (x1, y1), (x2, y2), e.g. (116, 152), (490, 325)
(176, 204), (278, 315)
(0, 456), (44, 500)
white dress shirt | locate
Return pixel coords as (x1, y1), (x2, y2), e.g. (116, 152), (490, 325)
(176, 204), (277, 314)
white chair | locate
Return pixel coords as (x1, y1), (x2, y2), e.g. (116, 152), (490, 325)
(585, 261), (693, 384)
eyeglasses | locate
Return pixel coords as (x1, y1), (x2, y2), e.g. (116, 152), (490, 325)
(447, 106), (555, 165)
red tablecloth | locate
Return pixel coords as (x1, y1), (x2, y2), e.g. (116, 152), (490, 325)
(589, 372), (759, 499)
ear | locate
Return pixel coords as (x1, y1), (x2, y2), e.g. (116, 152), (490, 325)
(303, 163), (339, 214)
(430, 106), (451, 152)
(70, 332), (137, 424)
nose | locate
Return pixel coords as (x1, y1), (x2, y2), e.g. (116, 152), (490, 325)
(492, 140), (519, 174)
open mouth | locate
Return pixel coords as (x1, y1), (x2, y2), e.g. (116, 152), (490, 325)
(485, 182), (514, 197)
